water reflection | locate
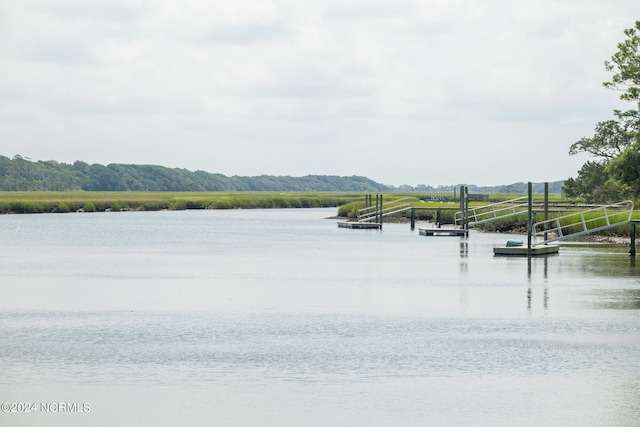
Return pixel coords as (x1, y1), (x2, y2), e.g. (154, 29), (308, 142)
(459, 241), (468, 258)
(527, 256), (550, 311)
(544, 288), (549, 309)
(526, 255), (550, 279)
(526, 287), (550, 310)
(586, 289), (640, 310)
(568, 244), (640, 278)
(2, 210), (640, 426)
(459, 241), (468, 273)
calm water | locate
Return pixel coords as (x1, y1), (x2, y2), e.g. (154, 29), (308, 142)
(1, 208), (639, 426)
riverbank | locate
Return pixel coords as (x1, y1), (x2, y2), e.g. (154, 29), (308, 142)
(563, 234), (632, 244)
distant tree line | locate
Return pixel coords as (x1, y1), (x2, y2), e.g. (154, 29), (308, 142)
(0, 155), (566, 194)
(426, 182), (564, 194)
(0, 155), (391, 192)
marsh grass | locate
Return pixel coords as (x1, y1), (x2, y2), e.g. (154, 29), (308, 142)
(0, 192), (365, 214)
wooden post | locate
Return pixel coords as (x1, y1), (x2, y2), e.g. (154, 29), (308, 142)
(410, 208), (415, 230)
(527, 182), (533, 253)
(544, 182), (549, 243)
(631, 222), (636, 256)
(463, 186), (469, 233)
(459, 186), (464, 229)
(375, 194), (379, 224)
(379, 194), (383, 228)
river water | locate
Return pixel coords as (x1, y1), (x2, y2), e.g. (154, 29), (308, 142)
(0, 208), (639, 426)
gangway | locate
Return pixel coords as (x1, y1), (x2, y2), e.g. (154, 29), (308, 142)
(454, 196), (530, 227)
(532, 200), (634, 244)
(356, 197), (413, 222)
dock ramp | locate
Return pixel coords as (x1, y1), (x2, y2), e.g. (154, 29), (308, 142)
(532, 200), (634, 244)
(454, 197), (529, 227)
(356, 198), (413, 222)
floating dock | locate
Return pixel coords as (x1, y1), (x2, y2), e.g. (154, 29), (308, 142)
(338, 222), (382, 229)
(493, 243), (559, 256)
(418, 227), (468, 236)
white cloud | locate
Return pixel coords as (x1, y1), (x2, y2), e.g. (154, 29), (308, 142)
(1, 0), (639, 186)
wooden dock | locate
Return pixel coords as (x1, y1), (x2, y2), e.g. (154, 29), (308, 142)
(493, 244), (559, 256)
(418, 227), (468, 236)
(338, 221), (382, 229)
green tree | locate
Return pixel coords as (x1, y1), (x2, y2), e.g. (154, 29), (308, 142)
(566, 21), (640, 202)
(604, 141), (640, 199)
(569, 117), (635, 160)
(604, 21), (640, 102)
(564, 161), (612, 203)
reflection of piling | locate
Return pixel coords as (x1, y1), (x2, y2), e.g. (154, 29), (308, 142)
(631, 221), (637, 256)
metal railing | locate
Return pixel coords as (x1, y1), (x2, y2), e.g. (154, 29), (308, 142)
(356, 197), (413, 222)
(532, 200), (635, 244)
(454, 197), (529, 227)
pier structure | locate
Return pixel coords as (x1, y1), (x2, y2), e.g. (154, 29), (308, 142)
(492, 182), (560, 256)
(338, 194), (415, 230)
(416, 185), (470, 237)
(443, 181), (636, 256)
(338, 185), (638, 257)
(338, 192), (469, 234)
(337, 194), (384, 229)
(493, 182), (636, 256)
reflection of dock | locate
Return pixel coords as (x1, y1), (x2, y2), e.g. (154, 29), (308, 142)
(418, 227), (468, 237)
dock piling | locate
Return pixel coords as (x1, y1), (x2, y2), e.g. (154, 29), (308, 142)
(544, 182), (549, 242)
(527, 182), (533, 253)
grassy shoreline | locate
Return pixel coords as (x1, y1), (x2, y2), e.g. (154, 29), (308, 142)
(1, 191), (636, 241)
(0, 191), (480, 214)
(0, 191), (368, 214)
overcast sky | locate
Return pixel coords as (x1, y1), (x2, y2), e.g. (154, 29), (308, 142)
(1, 1), (639, 186)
